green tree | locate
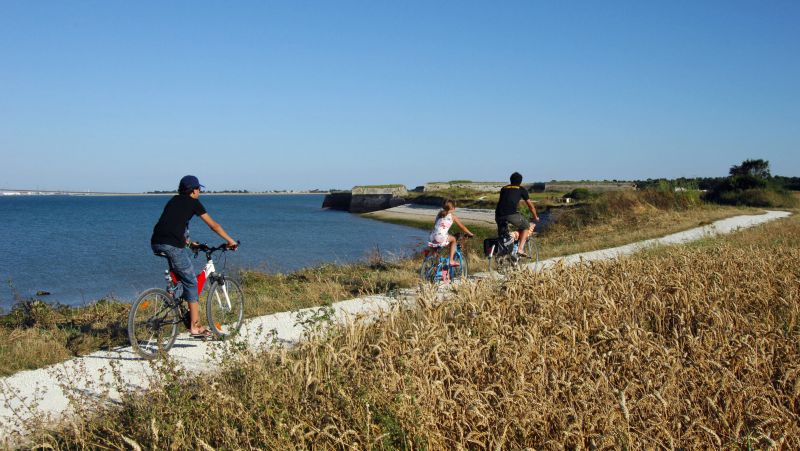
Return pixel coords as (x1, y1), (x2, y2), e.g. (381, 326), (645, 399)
(729, 159), (771, 179)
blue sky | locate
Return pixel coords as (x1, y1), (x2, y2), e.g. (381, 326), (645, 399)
(1, 1), (798, 192)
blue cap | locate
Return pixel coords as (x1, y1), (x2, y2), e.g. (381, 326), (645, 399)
(178, 175), (204, 192)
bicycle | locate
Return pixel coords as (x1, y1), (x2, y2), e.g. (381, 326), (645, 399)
(419, 232), (469, 283)
(484, 221), (540, 274)
(127, 242), (245, 359)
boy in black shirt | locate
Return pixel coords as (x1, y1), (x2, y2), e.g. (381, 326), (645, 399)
(495, 172), (539, 257)
(151, 175), (238, 338)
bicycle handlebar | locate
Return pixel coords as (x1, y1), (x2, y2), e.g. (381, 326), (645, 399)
(192, 240), (240, 256)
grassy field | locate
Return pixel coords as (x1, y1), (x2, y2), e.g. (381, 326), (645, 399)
(28, 207), (800, 448)
(0, 191), (778, 376)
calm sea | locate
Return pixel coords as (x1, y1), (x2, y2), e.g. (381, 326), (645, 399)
(0, 195), (429, 310)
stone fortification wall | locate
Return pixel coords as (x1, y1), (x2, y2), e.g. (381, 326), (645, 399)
(349, 194), (408, 213)
(423, 182), (506, 192)
(322, 185), (408, 213)
(545, 182), (636, 193)
(423, 182), (542, 193)
(351, 186), (408, 196)
(321, 191), (352, 211)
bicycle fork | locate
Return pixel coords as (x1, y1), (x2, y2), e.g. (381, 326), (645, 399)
(211, 275), (233, 311)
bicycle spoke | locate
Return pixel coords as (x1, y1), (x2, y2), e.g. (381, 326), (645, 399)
(207, 279), (244, 339)
(128, 289), (179, 359)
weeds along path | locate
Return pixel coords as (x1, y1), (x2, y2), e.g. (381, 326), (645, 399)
(0, 210), (791, 443)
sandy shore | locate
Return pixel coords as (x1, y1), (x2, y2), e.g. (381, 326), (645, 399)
(363, 204), (497, 227)
(0, 210), (792, 445)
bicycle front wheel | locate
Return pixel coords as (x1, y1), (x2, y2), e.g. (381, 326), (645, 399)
(419, 253), (439, 283)
(206, 278), (245, 339)
(128, 288), (179, 359)
(450, 250), (468, 281)
(521, 235), (540, 270)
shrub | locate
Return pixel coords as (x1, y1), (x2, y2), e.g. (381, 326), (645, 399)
(565, 188), (594, 201)
(713, 188), (799, 208)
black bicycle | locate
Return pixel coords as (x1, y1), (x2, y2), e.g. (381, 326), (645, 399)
(483, 221), (540, 273)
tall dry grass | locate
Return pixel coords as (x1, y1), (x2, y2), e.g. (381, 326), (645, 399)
(541, 190), (757, 258)
(31, 215), (800, 449)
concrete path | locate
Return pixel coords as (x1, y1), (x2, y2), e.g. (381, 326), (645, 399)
(0, 210), (791, 444)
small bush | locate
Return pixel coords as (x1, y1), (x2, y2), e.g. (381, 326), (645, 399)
(709, 188), (798, 208)
(565, 188), (594, 201)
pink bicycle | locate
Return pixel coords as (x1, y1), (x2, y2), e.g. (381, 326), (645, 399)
(127, 242), (244, 359)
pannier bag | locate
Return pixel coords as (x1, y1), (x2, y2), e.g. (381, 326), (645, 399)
(483, 238), (499, 257)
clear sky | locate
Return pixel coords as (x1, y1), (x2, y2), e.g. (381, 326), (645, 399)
(1, 1), (798, 192)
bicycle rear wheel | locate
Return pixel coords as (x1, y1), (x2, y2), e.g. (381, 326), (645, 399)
(490, 252), (517, 275)
(206, 278), (245, 339)
(128, 288), (179, 359)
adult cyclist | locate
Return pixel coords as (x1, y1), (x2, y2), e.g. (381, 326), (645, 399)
(495, 172), (539, 258)
(150, 175), (238, 339)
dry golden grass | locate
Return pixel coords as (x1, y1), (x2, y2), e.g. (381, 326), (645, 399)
(241, 258), (421, 317)
(32, 214), (800, 449)
(539, 190), (761, 259)
(0, 300), (130, 376)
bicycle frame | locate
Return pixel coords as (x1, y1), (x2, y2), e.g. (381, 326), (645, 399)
(165, 258), (215, 296)
(422, 242), (466, 283)
(164, 251), (233, 311)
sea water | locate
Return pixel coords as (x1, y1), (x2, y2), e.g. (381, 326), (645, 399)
(0, 195), (429, 309)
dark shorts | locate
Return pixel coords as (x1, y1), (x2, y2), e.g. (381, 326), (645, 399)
(496, 213), (530, 233)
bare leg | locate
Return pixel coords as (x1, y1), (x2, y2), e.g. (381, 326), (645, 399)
(188, 302), (204, 334)
(518, 228), (531, 254)
(447, 235), (458, 265)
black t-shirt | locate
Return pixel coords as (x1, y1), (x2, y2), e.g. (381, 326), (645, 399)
(495, 184), (529, 217)
(150, 195), (207, 247)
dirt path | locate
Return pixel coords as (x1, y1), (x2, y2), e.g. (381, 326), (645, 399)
(0, 210), (791, 444)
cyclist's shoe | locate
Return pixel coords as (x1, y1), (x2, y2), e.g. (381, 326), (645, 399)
(190, 329), (212, 340)
(517, 251), (530, 259)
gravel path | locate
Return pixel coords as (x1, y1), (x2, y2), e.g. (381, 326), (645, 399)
(0, 210), (791, 444)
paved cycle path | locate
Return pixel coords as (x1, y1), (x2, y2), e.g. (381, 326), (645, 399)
(0, 210), (791, 444)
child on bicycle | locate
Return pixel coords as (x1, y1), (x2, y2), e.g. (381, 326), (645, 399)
(495, 172), (539, 257)
(150, 175), (238, 339)
(429, 199), (474, 266)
